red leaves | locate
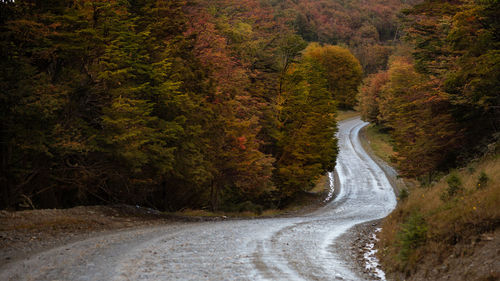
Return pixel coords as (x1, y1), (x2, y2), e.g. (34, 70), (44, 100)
(237, 136), (247, 150)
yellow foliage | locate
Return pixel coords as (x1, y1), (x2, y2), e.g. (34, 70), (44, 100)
(303, 43), (363, 109)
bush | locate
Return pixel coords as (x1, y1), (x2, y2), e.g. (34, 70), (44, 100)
(477, 171), (489, 189)
(467, 166), (475, 174)
(397, 212), (428, 263)
(237, 201), (263, 215)
(446, 173), (463, 197)
(399, 188), (409, 201)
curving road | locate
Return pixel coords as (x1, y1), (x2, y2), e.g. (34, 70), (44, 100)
(0, 117), (397, 281)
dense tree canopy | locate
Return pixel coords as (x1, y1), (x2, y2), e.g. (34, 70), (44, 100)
(6, 0), (487, 210)
(359, 0), (499, 180)
(303, 43), (363, 109)
(271, 0), (415, 73)
(276, 57), (338, 197)
(1, 0), (367, 210)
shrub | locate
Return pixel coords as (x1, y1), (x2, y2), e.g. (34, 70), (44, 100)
(399, 188), (409, 201)
(467, 166), (475, 174)
(477, 171), (489, 189)
(238, 201), (263, 215)
(397, 212), (428, 263)
(446, 173), (463, 197)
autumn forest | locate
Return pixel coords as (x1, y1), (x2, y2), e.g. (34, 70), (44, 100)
(1, 0), (498, 213)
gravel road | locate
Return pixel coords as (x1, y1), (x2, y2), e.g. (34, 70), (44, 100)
(0, 117), (397, 281)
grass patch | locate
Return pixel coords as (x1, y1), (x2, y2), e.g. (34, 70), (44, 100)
(175, 208), (265, 218)
(363, 124), (395, 164)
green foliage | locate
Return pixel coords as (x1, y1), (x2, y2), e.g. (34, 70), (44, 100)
(276, 57), (338, 198)
(400, 0), (499, 167)
(0, 0), (211, 209)
(399, 188), (409, 201)
(477, 171), (489, 189)
(0, 0), (344, 211)
(397, 212), (428, 263)
(446, 173), (463, 198)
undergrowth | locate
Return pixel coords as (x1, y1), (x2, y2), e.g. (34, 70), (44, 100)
(378, 152), (500, 273)
(396, 212), (427, 263)
(363, 124), (395, 164)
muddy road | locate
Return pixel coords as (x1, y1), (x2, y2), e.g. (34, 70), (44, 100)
(0, 117), (397, 281)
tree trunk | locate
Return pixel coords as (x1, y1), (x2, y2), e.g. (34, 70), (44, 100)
(210, 180), (219, 212)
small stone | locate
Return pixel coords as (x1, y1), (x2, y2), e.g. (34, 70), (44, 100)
(480, 234), (494, 241)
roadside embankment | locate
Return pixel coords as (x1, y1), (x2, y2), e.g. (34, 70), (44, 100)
(362, 124), (500, 281)
(0, 205), (170, 266)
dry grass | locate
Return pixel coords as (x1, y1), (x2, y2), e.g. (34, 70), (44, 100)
(378, 153), (500, 272)
(310, 174), (329, 193)
(175, 202), (317, 218)
(175, 209), (221, 217)
(2, 217), (90, 231)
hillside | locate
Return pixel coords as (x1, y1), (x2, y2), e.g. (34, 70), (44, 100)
(363, 124), (500, 280)
(379, 149), (500, 280)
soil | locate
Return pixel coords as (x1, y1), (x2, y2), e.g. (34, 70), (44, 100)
(334, 219), (386, 280)
(0, 205), (173, 267)
(386, 229), (500, 281)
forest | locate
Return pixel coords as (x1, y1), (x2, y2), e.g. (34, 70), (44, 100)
(1, 0), (497, 213)
(0, 0), (402, 211)
(359, 0), (499, 182)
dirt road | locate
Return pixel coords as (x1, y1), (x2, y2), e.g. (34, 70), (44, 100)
(0, 117), (397, 281)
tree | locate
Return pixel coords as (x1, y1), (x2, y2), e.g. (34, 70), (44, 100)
(402, 0), (461, 75)
(276, 57), (338, 198)
(379, 57), (459, 179)
(2, 0), (354, 210)
(444, 0), (500, 137)
(359, 71), (389, 124)
(403, 0), (499, 161)
(303, 43), (363, 109)
(184, 2), (276, 210)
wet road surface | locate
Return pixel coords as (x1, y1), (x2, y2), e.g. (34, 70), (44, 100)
(0, 117), (397, 281)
